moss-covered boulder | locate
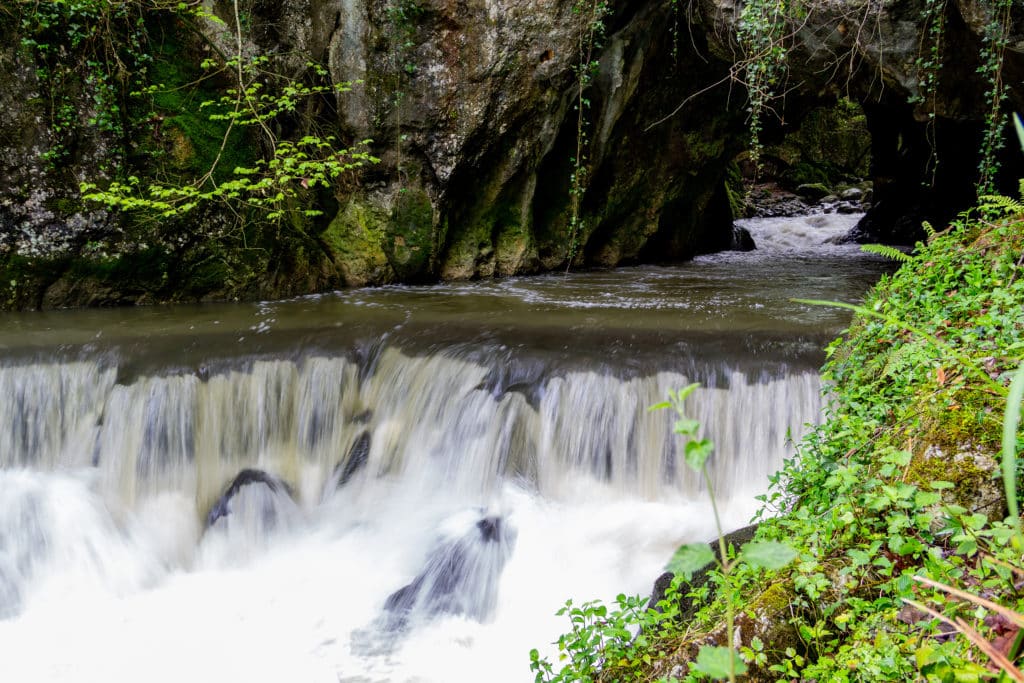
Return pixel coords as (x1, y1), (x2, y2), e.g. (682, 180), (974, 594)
(321, 199), (394, 288)
(384, 189), (434, 282)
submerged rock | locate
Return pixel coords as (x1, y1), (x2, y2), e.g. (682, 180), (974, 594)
(329, 430), (372, 490)
(730, 226), (756, 252)
(382, 514), (516, 630)
(205, 469), (294, 529)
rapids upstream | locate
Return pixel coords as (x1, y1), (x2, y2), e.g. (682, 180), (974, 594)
(0, 214), (892, 682)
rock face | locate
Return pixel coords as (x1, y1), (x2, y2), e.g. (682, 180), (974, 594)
(0, 0), (744, 307)
(0, 0), (1022, 307)
(322, 0), (747, 279)
(697, 0), (1024, 243)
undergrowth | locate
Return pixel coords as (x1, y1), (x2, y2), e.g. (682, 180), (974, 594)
(531, 197), (1024, 680)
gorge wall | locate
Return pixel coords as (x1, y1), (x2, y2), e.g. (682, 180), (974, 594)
(0, 0), (1021, 308)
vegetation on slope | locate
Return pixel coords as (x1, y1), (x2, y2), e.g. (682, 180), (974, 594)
(532, 192), (1024, 681)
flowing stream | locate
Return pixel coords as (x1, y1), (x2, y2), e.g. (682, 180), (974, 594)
(0, 214), (891, 682)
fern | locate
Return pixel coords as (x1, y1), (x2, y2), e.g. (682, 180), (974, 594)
(922, 220), (936, 243)
(977, 193), (1024, 216)
(861, 244), (913, 262)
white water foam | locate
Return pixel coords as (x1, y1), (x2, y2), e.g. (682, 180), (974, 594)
(736, 213), (863, 253)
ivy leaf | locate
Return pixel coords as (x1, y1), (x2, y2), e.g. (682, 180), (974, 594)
(669, 543), (715, 579)
(740, 541), (798, 570)
(692, 645), (747, 679)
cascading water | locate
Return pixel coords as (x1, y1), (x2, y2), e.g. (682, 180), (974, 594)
(0, 213), (890, 682)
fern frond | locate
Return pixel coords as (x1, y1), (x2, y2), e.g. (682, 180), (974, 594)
(978, 193), (1024, 216)
(922, 220), (936, 242)
(861, 244), (913, 262)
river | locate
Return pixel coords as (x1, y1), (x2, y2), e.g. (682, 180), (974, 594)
(0, 213), (891, 682)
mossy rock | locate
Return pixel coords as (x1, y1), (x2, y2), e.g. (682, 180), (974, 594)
(724, 161), (748, 219)
(0, 256), (66, 310)
(906, 445), (1003, 515)
(795, 183), (832, 201)
(495, 219), (533, 276)
(321, 199), (394, 287)
(385, 188), (434, 281)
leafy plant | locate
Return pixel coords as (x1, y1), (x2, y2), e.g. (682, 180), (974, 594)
(859, 244), (913, 263)
(78, 2), (378, 225)
(976, 0), (1016, 193)
(530, 384), (796, 682)
(734, 0), (788, 173)
(650, 384), (796, 682)
(565, 0), (609, 271)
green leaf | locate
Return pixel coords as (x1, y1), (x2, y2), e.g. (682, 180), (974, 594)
(740, 541), (798, 570)
(1014, 112), (1024, 154)
(1002, 362), (1024, 535)
(674, 418), (700, 436)
(668, 543), (715, 579)
(684, 439), (713, 471)
(674, 383), (701, 402)
(693, 646), (747, 679)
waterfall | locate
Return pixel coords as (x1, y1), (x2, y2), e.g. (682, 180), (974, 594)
(0, 343), (820, 681)
(0, 347), (818, 510)
(0, 223), (891, 681)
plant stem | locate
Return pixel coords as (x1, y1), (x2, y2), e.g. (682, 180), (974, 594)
(703, 463), (737, 683)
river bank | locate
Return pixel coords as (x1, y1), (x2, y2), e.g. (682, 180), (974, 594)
(534, 202), (1024, 681)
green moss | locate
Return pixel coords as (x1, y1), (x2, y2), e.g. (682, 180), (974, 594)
(724, 161), (747, 219)
(44, 196), (85, 216)
(682, 131), (726, 166)
(385, 188), (434, 280)
(144, 27), (258, 180)
(321, 198), (393, 286)
(906, 446), (1000, 511)
(770, 98), (871, 186)
(495, 218), (531, 277)
(0, 255), (66, 310)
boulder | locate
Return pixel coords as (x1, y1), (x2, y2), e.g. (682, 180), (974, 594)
(329, 430), (372, 490)
(382, 514), (516, 629)
(205, 469), (294, 529)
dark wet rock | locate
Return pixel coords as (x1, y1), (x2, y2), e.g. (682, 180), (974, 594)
(649, 571), (676, 613)
(382, 514), (516, 630)
(744, 184), (812, 218)
(331, 431), (371, 489)
(840, 187), (864, 201)
(205, 469), (293, 529)
(654, 523), (759, 620)
(729, 226), (756, 252)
